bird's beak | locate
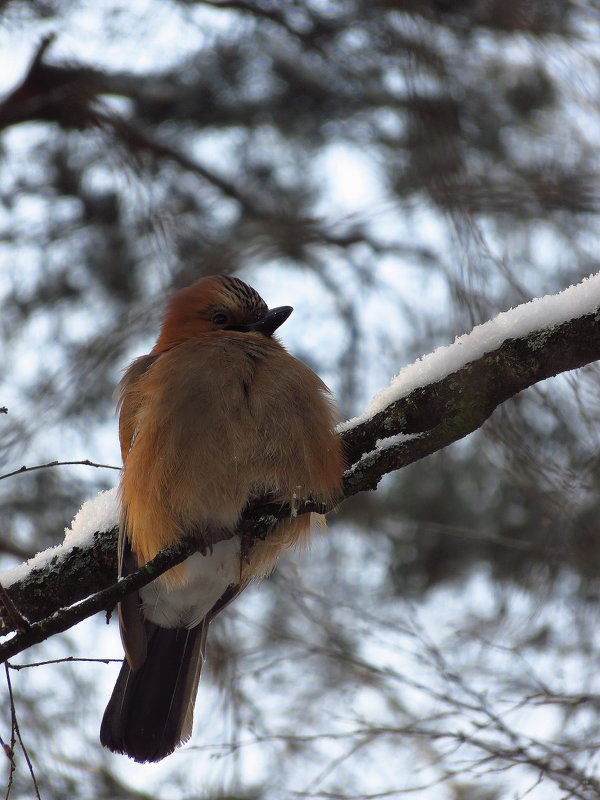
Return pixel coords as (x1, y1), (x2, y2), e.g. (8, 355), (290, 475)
(243, 306), (293, 337)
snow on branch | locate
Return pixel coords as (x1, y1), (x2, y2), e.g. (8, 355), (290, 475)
(2, 273), (600, 659)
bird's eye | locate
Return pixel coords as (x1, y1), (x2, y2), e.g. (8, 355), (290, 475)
(211, 312), (228, 326)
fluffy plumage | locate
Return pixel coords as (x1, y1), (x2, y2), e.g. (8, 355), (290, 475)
(100, 274), (344, 762)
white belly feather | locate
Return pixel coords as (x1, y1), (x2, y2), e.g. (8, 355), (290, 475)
(139, 537), (241, 629)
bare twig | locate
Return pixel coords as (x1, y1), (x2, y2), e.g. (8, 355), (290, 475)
(0, 459), (120, 482)
(7, 656), (122, 670)
(4, 664), (41, 800)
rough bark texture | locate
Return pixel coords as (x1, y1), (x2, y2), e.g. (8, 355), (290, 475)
(1, 308), (599, 660)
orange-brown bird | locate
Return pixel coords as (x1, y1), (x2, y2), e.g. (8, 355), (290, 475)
(100, 274), (345, 763)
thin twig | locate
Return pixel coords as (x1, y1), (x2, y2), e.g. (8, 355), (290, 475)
(8, 656), (122, 670)
(0, 459), (120, 482)
(4, 664), (41, 800)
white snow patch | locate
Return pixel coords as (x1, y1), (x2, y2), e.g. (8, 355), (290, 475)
(375, 433), (419, 451)
(63, 487), (119, 546)
(1, 489), (119, 589)
(340, 272), (600, 432)
(1, 544), (68, 589)
(344, 432), (420, 477)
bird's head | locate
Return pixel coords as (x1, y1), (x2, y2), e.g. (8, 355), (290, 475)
(152, 275), (293, 353)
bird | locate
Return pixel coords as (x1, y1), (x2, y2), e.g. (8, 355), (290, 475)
(100, 274), (345, 763)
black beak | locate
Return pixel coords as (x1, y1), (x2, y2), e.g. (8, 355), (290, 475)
(229, 306), (293, 337)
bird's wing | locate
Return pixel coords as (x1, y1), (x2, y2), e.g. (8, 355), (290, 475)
(116, 352), (159, 461)
(115, 352), (161, 669)
(117, 530), (148, 670)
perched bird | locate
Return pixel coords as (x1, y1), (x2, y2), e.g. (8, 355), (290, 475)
(100, 274), (345, 763)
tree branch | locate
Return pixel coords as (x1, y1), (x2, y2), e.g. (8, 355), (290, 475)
(0, 536), (199, 662)
(1, 300), (600, 660)
(341, 307), (600, 493)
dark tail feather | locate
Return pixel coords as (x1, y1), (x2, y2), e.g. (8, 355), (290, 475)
(100, 621), (207, 762)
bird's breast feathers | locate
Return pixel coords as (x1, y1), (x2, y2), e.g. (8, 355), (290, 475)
(119, 333), (341, 585)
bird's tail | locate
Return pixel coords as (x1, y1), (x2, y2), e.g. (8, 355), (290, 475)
(100, 620), (207, 762)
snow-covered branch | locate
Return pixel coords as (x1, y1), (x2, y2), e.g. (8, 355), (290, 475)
(2, 274), (600, 659)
